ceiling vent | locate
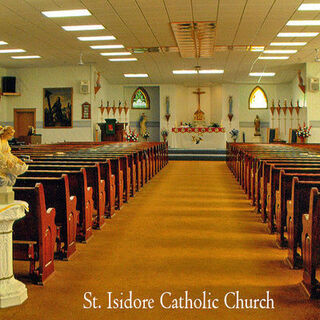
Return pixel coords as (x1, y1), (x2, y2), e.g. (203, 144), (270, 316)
(170, 21), (216, 58)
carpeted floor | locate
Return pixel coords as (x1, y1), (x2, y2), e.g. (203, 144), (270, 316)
(2, 161), (320, 319)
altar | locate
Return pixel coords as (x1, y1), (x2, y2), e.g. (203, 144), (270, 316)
(171, 127), (226, 149)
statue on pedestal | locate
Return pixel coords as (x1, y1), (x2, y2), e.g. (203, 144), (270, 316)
(0, 126), (28, 187)
(139, 113), (147, 137)
(254, 115), (261, 136)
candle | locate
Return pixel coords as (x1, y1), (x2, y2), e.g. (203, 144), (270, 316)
(166, 96), (170, 114)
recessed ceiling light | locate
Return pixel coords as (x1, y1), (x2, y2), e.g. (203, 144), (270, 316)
(124, 74), (148, 77)
(277, 32), (319, 37)
(42, 9), (91, 17)
(263, 49), (297, 54)
(298, 4), (320, 11)
(287, 20), (320, 26)
(78, 36), (116, 41)
(108, 58), (137, 62)
(62, 25), (104, 31)
(0, 49), (25, 53)
(172, 70), (197, 74)
(199, 69), (224, 74)
(0, 41), (8, 45)
(90, 45), (124, 49)
(249, 72), (275, 77)
(270, 42), (307, 46)
(258, 56), (289, 60)
(11, 55), (41, 59)
(100, 52), (131, 56)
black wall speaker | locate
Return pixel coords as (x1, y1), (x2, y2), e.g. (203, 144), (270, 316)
(2, 76), (16, 93)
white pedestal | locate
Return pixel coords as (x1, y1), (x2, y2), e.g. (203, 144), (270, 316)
(252, 135), (262, 143)
(0, 202), (28, 308)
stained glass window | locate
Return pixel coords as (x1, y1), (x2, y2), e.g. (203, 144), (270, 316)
(249, 86), (268, 109)
(131, 87), (150, 109)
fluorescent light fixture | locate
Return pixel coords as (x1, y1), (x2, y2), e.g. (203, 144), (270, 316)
(249, 46), (265, 52)
(199, 69), (224, 74)
(258, 56), (289, 60)
(270, 42), (307, 46)
(287, 20), (320, 26)
(11, 55), (41, 59)
(0, 49), (25, 53)
(108, 58), (137, 62)
(100, 52), (131, 56)
(90, 45), (124, 49)
(263, 49), (297, 54)
(172, 70), (197, 74)
(249, 72), (275, 77)
(0, 41), (8, 45)
(62, 25), (104, 31)
(298, 4), (320, 11)
(42, 9), (91, 17)
(124, 74), (148, 78)
(277, 32), (319, 37)
(78, 36), (116, 41)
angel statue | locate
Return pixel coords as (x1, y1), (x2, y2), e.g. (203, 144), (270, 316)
(0, 126), (28, 186)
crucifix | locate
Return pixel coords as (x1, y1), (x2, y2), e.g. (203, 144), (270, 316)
(193, 88), (205, 121)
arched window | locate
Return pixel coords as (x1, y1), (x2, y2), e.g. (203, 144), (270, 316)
(131, 87), (150, 109)
(248, 86), (268, 109)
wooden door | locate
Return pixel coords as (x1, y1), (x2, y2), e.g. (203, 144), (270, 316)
(14, 108), (36, 138)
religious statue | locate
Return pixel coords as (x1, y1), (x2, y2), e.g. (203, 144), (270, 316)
(193, 88), (206, 127)
(254, 115), (261, 136)
(139, 113), (147, 137)
(0, 126), (28, 186)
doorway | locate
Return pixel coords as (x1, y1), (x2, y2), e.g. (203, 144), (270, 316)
(14, 108), (36, 138)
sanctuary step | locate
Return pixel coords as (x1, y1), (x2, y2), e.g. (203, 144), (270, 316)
(168, 148), (226, 161)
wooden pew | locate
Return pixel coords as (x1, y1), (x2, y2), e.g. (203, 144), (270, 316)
(286, 178), (320, 269)
(21, 169), (94, 242)
(13, 183), (56, 284)
(301, 187), (320, 298)
(275, 171), (320, 247)
(15, 175), (78, 260)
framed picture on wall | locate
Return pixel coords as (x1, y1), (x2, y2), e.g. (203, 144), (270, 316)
(43, 87), (73, 128)
(81, 102), (91, 119)
(131, 87), (150, 109)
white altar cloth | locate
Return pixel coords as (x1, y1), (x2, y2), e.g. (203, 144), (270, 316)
(171, 132), (226, 149)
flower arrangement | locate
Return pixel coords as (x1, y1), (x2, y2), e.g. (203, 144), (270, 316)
(192, 134), (203, 144)
(143, 131), (150, 140)
(229, 128), (239, 141)
(296, 123), (311, 138)
(126, 128), (139, 142)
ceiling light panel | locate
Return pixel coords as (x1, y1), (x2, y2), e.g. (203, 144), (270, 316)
(199, 69), (224, 74)
(287, 20), (320, 26)
(258, 56), (289, 60)
(172, 70), (197, 74)
(124, 74), (148, 77)
(263, 50), (297, 54)
(0, 49), (25, 53)
(249, 72), (275, 77)
(277, 32), (319, 37)
(42, 9), (91, 18)
(100, 52), (131, 56)
(108, 58), (137, 61)
(11, 55), (41, 59)
(78, 36), (116, 41)
(298, 4), (320, 11)
(0, 41), (8, 45)
(270, 42), (307, 46)
(62, 25), (104, 31)
(90, 45), (124, 49)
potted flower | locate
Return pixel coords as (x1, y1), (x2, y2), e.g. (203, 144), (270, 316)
(143, 131), (150, 141)
(125, 128), (139, 142)
(296, 123), (311, 143)
(229, 128), (239, 142)
(161, 129), (168, 142)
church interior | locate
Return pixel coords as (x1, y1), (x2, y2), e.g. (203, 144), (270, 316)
(2, 0), (320, 319)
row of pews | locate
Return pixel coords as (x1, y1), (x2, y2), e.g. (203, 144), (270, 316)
(226, 142), (320, 298)
(10, 141), (168, 285)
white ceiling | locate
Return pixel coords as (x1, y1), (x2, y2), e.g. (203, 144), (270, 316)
(0, 0), (319, 85)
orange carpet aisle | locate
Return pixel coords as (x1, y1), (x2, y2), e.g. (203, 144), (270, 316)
(2, 161), (320, 320)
